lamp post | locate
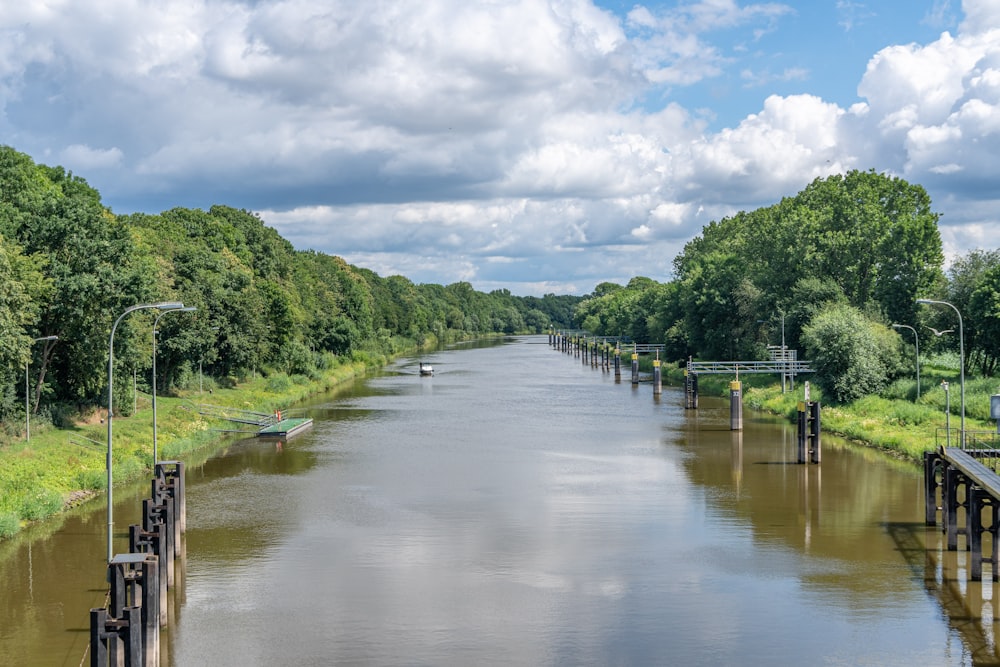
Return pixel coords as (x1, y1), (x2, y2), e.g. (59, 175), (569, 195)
(107, 301), (183, 563)
(942, 380), (951, 447)
(152, 306), (196, 466)
(26, 335), (58, 441)
(917, 299), (964, 447)
(891, 324), (920, 400)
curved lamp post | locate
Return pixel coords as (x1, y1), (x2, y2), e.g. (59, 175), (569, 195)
(107, 301), (184, 563)
(891, 324), (919, 400)
(26, 335), (58, 441)
(917, 299), (964, 447)
(152, 307), (196, 466)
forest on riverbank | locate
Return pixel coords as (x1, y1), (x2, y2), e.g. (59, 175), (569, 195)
(0, 144), (585, 539)
(573, 169), (1000, 458)
(2, 147), (999, 540)
(0, 145), (581, 434)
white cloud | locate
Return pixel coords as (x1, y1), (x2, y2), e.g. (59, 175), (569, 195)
(0, 0), (998, 295)
(59, 144), (124, 170)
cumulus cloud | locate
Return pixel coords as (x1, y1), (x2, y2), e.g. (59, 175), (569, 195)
(0, 0), (997, 294)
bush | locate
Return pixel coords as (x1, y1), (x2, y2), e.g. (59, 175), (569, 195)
(265, 373), (293, 393)
(0, 512), (18, 539)
(802, 304), (902, 403)
(18, 489), (63, 521)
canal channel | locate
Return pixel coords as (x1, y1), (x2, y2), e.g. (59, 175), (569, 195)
(0, 335), (996, 665)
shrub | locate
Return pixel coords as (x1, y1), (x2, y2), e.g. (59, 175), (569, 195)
(265, 373), (293, 393)
(18, 489), (63, 521)
(0, 512), (18, 539)
(802, 304), (902, 403)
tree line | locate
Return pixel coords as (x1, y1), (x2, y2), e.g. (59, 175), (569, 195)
(572, 170), (1000, 402)
(0, 146), (581, 433)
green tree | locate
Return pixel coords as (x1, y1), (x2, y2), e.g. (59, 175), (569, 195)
(967, 264), (1000, 376)
(801, 304), (902, 403)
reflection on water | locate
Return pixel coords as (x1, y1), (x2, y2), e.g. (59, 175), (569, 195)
(1, 336), (997, 665)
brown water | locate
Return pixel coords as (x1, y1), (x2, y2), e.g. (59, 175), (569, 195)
(1, 336), (996, 665)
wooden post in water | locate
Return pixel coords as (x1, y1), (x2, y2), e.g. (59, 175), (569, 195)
(631, 349), (639, 385)
(131, 521), (168, 628)
(684, 370), (698, 409)
(797, 402), (808, 463)
(614, 345), (621, 381)
(796, 383), (821, 463)
(652, 356), (662, 396)
(809, 400), (821, 464)
(156, 461), (186, 536)
(729, 380), (742, 430)
(89, 606), (141, 667)
(924, 451), (944, 526)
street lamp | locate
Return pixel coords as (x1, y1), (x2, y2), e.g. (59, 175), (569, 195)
(891, 324), (920, 400)
(152, 307), (196, 466)
(26, 336), (58, 441)
(107, 301), (184, 563)
(917, 299), (964, 447)
(941, 380), (951, 447)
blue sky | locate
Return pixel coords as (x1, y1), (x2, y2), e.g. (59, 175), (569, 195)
(1, 1), (996, 296)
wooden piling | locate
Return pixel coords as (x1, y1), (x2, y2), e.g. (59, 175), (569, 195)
(729, 380), (742, 430)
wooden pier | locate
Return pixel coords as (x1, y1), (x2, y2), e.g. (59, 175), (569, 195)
(194, 404), (313, 438)
(926, 443), (1000, 581)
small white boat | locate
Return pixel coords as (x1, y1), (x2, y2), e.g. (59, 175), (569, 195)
(419, 361), (434, 376)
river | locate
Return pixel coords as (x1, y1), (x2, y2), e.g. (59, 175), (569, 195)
(0, 335), (996, 665)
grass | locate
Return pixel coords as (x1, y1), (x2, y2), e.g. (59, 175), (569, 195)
(0, 352), (384, 540)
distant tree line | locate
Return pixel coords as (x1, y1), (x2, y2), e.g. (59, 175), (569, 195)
(0, 146), (582, 432)
(573, 170), (1000, 402)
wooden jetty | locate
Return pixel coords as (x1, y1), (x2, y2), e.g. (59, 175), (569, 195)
(257, 417), (313, 438)
(194, 404), (313, 438)
(926, 441), (1000, 581)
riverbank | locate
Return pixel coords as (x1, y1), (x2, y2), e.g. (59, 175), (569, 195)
(664, 365), (998, 463)
(0, 349), (396, 540)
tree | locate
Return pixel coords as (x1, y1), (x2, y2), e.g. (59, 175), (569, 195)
(967, 264), (1000, 376)
(801, 304), (902, 403)
(0, 236), (50, 422)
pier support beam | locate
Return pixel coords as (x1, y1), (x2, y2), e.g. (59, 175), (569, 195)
(969, 489), (1000, 582)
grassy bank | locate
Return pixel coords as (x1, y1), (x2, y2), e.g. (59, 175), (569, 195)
(664, 360), (999, 463)
(0, 348), (397, 540)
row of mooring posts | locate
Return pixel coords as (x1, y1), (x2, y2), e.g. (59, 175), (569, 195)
(549, 330), (624, 381)
(551, 331), (820, 464)
(90, 460), (185, 667)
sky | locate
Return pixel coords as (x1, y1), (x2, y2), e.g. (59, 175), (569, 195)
(1, 0), (998, 296)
